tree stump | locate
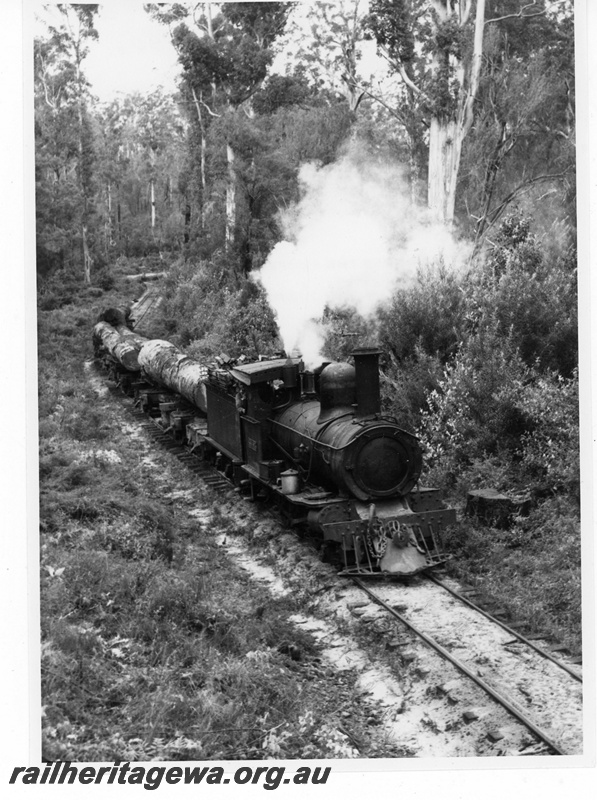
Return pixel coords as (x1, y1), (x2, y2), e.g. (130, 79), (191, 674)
(465, 489), (531, 529)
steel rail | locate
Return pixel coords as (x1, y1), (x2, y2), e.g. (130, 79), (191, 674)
(428, 574), (582, 683)
(352, 577), (568, 756)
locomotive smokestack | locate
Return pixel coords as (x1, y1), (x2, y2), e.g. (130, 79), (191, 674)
(352, 346), (382, 418)
(282, 357), (298, 388)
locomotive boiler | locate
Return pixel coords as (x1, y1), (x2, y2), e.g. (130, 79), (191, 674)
(270, 352), (422, 501)
(95, 318), (455, 576)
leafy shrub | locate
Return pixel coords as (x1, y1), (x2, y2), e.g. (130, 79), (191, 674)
(380, 348), (444, 431)
(93, 267), (116, 291)
(379, 263), (465, 365)
(415, 220), (579, 503)
(514, 370), (579, 499)
(417, 330), (532, 488)
(474, 212), (577, 376)
(37, 269), (83, 310)
(39, 451), (72, 481)
(158, 257), (280, 359)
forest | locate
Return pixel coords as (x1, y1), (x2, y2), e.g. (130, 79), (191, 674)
(35, 1), (581, 762)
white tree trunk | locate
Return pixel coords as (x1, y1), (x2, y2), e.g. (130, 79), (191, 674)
(225, 142), (236, 249)
(427, 0), (486, 225)
(150, 178), (156, 229)
(427, 118), (463, 225)
(191, 87), (207, 231)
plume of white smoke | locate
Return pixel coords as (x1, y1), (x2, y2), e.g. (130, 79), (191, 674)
(258, 144), (468, 366)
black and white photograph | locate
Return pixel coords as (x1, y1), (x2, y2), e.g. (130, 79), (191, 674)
(2, 0), (595, 794)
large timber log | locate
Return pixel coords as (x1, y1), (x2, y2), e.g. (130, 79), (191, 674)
(138, 340), (208, 413)
(93, 320), (147, 371)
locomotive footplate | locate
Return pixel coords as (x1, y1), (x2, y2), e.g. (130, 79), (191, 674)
(240, 464), (342, 507)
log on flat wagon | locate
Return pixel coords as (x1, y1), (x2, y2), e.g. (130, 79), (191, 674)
(93, 320), (147, 371)
(138, 340), (208, 414)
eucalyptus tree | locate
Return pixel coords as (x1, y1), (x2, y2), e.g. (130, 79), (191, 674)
(35, 33), (80, 275)
(35, 4), (99, 282)
(277, 0), (433, 201)
(364, 0), (487, 226)
(277, 0), (371, 112)
(95, 90), (187, 257)
(364, 0), (574, 231)
(459, 0), (575, 244)
(146, 2), (290, 259)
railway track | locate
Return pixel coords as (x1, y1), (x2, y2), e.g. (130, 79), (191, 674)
(101, 363), (584, 757)
(348, 577), (583, 756)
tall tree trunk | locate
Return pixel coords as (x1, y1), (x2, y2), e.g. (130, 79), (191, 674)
(82, 223), (91, 284)
(105, 182), (113, 253)
(225, 142), (236, 250)
(74, 42), (92, 283)
(190, 87), (207, 231)
(428, 118), (463, 225)
(150, 177), (156, 230)
(427, 0), (486, 225)
(184, 203), (191, 245)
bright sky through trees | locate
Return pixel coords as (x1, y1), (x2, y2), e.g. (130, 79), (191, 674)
(34, 1), (181, 101)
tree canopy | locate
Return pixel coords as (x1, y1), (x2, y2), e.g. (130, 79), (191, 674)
(35, 1), (575, 277)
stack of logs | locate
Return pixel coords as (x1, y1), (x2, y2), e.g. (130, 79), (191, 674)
(93, 309), (208, 413)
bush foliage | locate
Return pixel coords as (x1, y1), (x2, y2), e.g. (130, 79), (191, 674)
(369, 211), (579, 637)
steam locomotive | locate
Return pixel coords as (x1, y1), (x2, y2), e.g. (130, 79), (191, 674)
(94, 318), (455, 576)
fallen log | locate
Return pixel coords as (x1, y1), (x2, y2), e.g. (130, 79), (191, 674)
(93, 320), (148, 371)
(124, 272), (167, 281)
(138, 339), (208, 413)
